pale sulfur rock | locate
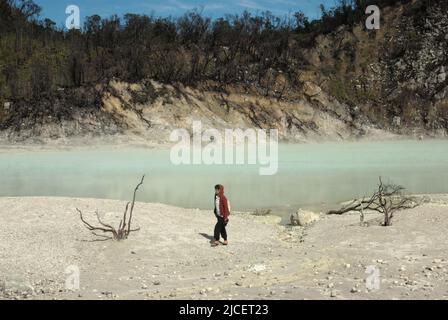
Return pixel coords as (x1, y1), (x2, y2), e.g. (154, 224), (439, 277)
(2, 275), (35, 295)
(290, 209), (320, 226)
(303, 81), (322, 97)
(249, 264), (266, 273)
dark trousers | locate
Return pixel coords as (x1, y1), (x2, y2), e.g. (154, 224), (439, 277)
(214, 216), (227, 241)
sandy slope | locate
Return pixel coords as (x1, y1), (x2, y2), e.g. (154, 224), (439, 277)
(1, 196), (448, 300)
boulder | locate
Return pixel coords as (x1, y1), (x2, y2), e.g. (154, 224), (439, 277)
(290, 209), (320, 226)
(1, 275), (35, 295)
(303, 81), (322, 97)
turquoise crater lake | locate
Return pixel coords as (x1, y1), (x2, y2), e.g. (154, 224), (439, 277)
(1, 140), (447, 215)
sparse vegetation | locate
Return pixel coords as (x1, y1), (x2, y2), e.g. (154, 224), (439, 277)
(0, 0), (416, 104)
(253, 209), (272, 216)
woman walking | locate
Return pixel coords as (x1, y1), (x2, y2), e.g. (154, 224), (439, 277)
(212, 184), (230, 247)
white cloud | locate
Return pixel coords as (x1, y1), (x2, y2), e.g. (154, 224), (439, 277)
(238, 0), (264, 10)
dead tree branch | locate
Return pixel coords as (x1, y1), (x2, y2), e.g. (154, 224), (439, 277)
(327, 176), (420, 226)
(76, 175), (145, 240)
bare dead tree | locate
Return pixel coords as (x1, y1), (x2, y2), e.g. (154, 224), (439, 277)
(76, 175), (145, 240)
(327, 177), (420, 226)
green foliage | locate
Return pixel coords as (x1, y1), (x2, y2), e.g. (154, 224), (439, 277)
(328, 78), (355, 106)
(328, 77), (379, 107)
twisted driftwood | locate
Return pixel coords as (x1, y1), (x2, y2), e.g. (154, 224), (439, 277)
(327, 177), (420, 226)
(76, 175), (145, 240)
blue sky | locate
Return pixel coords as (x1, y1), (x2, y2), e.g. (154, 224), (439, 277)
(33, 0), (336, 27)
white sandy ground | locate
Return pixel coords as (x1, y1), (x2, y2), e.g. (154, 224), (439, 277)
(1, 196), (448, 300)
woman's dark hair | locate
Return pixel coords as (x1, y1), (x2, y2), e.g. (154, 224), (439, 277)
(214, 184), (221, 190)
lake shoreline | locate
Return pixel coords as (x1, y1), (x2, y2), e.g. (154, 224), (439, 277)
(0, 133), (445, 151)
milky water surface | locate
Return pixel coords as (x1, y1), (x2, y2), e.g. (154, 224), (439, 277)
(1, 140), (447, 216)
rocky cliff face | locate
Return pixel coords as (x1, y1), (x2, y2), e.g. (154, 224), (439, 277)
(1, 0), (447, 144)
(0, 79), (386, 144)
(295, 0), (448, 138)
